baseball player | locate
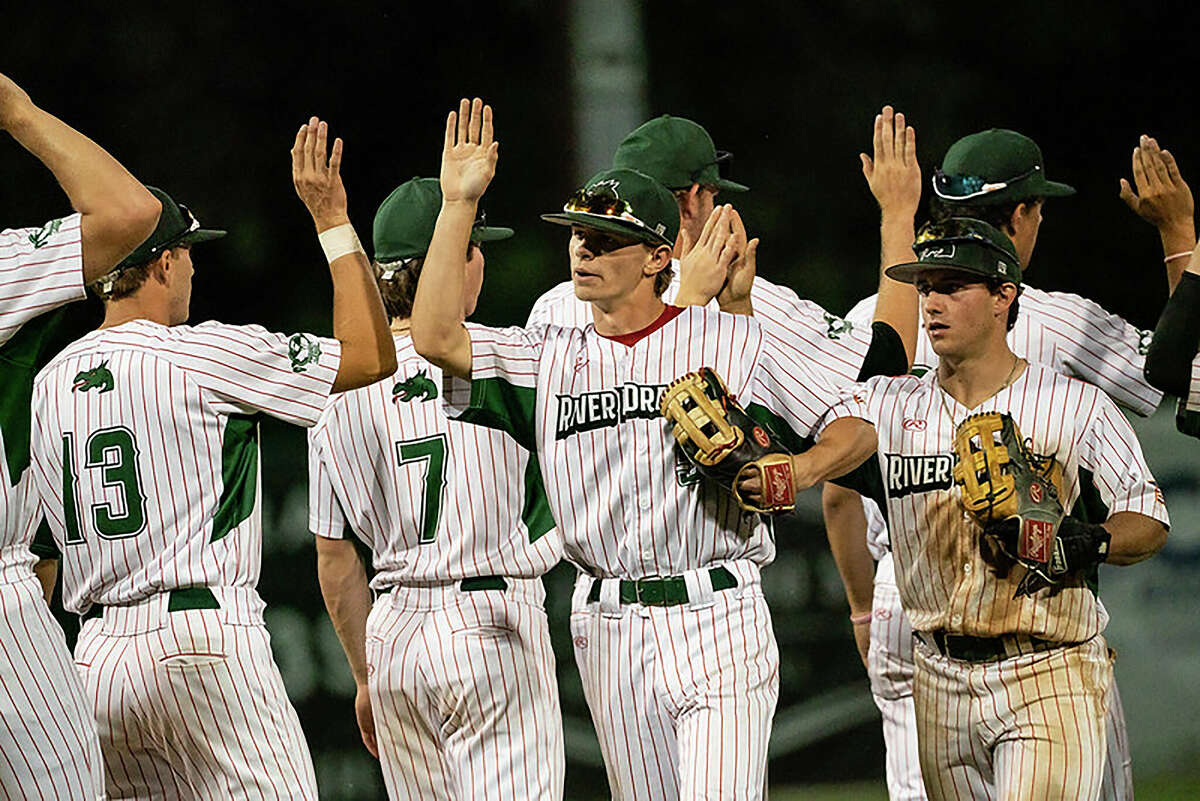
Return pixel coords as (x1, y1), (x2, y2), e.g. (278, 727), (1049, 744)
(27, 118), (396, 800)
(824, 127), (1194, 800)
(526, 114), (882, 394)
(409, 98), (879, 801)
(0, 71), (160, 798)
(822, 217), (1169, 801)
(308, 176), (564, 800)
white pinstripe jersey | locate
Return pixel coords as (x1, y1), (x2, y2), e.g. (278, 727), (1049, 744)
(29, 319), (341, 614)
(846, 287), (1164, 558)
(308, 333), (561, 586)
(1188, 356), (1200, 412)
(529, 270), (870, 389)
(824, 364), (1169, 642)
(0, 214), (85, 576)
(445, 305), (843, 578)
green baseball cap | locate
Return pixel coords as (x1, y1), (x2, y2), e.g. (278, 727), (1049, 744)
(933, 129), (1075, 206)
(114, 186), (225, 270)
(886, 218), (1022, 284)
(613, 115), (748, 193)
(541, 168), (679, 247)
(373, 177), (514, 262)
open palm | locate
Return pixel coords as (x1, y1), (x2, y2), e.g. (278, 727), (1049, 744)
(441, 97), (498, 203)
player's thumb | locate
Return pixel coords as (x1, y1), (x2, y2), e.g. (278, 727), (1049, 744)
(1117, 178), (1137, 209)
(860, 153), (873, 178)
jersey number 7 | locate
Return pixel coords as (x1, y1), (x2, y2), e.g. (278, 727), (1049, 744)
(395, 435), (448, 544)
(61, 427), (147, 543)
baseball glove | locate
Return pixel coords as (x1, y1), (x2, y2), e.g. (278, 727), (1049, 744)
(660, 367), (795, 514)
(951, 412), (1071, 597)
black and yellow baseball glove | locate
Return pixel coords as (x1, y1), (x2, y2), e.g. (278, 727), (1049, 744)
(951, 411), (1109, 597)
(660, 367), (795, 514)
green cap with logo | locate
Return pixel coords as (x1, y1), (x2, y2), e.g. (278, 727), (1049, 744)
(114, 186), (226, 271)
(886, 217), (1022, 284)
(933, 129), (1075, 206)
(373, 177), (513, 262)
(541, 168), (679, 247)
(613, 115), (748, 193)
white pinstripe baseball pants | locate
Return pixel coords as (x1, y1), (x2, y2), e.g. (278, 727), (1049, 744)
(365, 578), (563, 801)
(912, 634), (1112, 801)
(73, 587), (317, 800)
(0, 572), (104, 800)
(570, 561), (778, 801)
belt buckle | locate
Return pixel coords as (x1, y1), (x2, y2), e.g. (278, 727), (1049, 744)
(636, 576), (665, 606)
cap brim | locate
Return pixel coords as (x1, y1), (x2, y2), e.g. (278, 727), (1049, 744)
(471, 225), (514, 243)
(714, 178), (749, 192)
(179, 228), (227, 245)
(540, 212), (672, 246)
(885, 260), (998, 284)
(1038, 179), (1075, 197)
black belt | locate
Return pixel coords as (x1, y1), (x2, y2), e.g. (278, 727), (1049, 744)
(586, 566), (738, 607)
(921, 630), (1078, 663)
(80, 586), (220, 623)
(376, 576), (509, 595)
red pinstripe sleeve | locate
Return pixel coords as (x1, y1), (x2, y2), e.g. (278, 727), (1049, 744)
(442, 322), (544, 416)
(1032, 288), (1163, 416)
(307, 420), (347, 539)
(170, 322), (342, 427)
(1076, 388), (1170, 526)
(747, 325), (850, 441)
(818, 378), (878, 432)
(0, 214), (85, 345)
(751, 280), (871, 387)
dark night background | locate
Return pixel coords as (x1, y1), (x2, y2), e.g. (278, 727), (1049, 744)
(6, 2), (1200, 798)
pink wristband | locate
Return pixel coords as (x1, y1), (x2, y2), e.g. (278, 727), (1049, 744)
(850, 611), (873, 625)
(1164, 251), (1192, 264)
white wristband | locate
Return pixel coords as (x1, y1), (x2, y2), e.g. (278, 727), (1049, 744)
(317, 223), (364, 264)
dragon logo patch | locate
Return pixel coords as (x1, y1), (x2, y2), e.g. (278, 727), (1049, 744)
(287, 334), (322, 373)
(72, 361), (114, 394)
(823, 312), (854, 341)
(392, 369), (439, 403)
(28, 218), (63, 249)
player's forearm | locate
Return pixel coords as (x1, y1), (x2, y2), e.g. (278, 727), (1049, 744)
(411, 199), (475, 378)
(1103, 511), (1168, 566)
(328, 243), (397, 393)
(873, 214), (919, 366)
(1160, 219), (1197, 293)
(6, 105), (160, 283)
(821, 483), (875, 616)
(32, 559), (57, 605)
(316, 538), (373, 685)
(792, 418), (877, 489)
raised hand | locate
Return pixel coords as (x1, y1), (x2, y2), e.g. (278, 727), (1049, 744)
(676, 205), (739, 306)
(1119, 135), (1194, 233)
(0, 72), (34, 131)
(718, 207), (758, 312)
(860, 105), (921, 219)
(441, 97), (498, 203)
(291, 116), (349, 231)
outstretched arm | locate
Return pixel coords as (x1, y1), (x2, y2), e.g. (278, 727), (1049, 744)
(315, 537), (378, 758)
(291, 117), (396, 392)
(411, 98), (497, 379)
(822, 483), (875, 668)
(1119, 135), (1196, 292)
(0, 72), (160, 282)
(736, 417), (877, 504)
(860, 106), (921, 369)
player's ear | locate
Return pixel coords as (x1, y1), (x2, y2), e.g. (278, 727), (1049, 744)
(148, 251), (171, 286)
(643, 244), (672, 277)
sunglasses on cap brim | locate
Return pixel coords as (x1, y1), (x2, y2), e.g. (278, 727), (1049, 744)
(931, 165), (1040, 201)
(148, 203), (204, 257)
(563, 185), (654, 232)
